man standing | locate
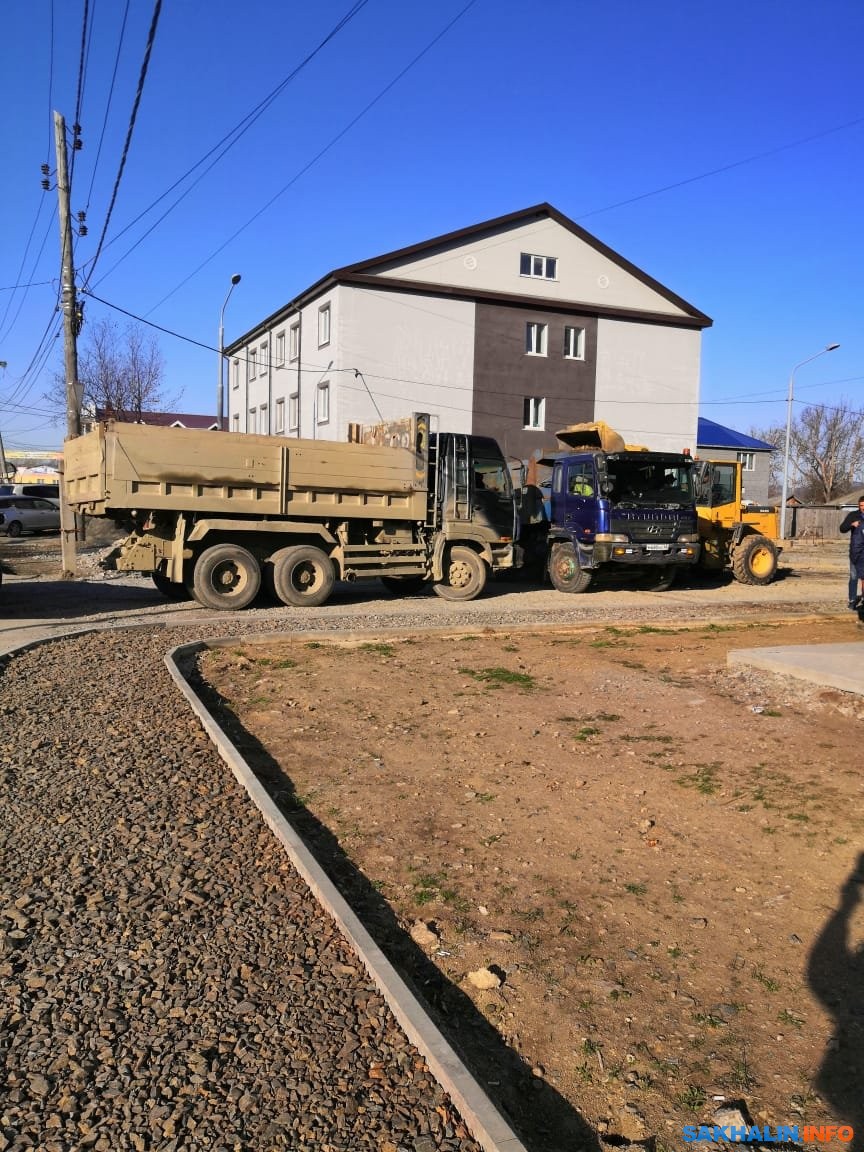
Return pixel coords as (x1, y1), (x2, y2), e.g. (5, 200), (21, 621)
(839, 495), (864, 609)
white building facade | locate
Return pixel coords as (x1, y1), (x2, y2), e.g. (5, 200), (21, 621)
(226, 204), (711, 458)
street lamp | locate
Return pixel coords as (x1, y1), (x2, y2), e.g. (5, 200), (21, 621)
(217, 273), (242, 431)
(779, 342), (840, 539)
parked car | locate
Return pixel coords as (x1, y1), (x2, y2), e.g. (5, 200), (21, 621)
(0, 495), (61, 537)
(0, 482), (60, 502)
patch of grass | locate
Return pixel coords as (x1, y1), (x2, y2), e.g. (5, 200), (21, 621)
(675, 763), (721, 795)
(752, 964), (780, 992)
(625, 882), (647, 896)
(760, 708), (783, 717)
(305, 641), (324, 649)
(458, 666), (536, 690)
(502, 644), (519, 652)
(574, 726), (600, 741)
(778, 1009), (804, 1029)
(359, 642), (395, 656)
(679, 1084), (707, 1110)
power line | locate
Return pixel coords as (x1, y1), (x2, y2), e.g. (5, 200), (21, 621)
(84, 0), (163, 285)
(69, 0), (93, 185)
(84, 0), (131, 214)
(143, 0), (481, 313)
(85, 0), (371, 287)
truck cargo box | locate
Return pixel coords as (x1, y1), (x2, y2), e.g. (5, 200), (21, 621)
(64, 421), (428, 522)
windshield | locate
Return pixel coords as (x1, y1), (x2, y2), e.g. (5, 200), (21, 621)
(607, 459), (693, 506)
(472, 455), (513, 498)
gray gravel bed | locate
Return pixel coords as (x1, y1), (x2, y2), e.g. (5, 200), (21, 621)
(0, 624), (491, 1152)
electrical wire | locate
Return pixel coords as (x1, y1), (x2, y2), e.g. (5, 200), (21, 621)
(143, 0), (481, 313)
(83, 0), (131, 214)
(84, 0), (372, 288)
(69, 0), (93, 186)
(84, 0), (163, 285)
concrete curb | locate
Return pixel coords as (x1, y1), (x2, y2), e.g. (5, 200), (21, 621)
(165, 638), (529, 1152)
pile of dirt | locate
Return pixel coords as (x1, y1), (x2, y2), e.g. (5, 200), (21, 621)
(201, 617), (864, 1145)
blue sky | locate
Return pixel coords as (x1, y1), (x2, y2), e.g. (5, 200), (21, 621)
(1, 0), (861, 453)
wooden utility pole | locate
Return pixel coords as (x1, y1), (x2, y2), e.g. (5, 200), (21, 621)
(54, 110), (82, 579)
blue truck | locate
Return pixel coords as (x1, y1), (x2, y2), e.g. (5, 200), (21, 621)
(521, 423), (700, 593)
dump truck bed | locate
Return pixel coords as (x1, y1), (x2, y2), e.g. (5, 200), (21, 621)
(63, 422), (428, 521)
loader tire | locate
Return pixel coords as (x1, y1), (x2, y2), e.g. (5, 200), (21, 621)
(731, 534), (778, 585)
(271, 545), (335, 608)
(191, 544), (261, 611)
(548, 541), (593, 594)
(433, 546), (487, 601)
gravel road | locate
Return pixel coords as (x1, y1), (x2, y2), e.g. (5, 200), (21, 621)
(0, 542), (852, 1152)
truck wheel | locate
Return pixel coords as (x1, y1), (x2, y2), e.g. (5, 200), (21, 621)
(731, 535), (778, 585)
(271, 545), (335, 607)
(433, 546), (487, 601)
(548, 542), (592, 593)
(380, 575), (427, 596)
(191, 544), (261, 610)
(640, 566), (676, 592)
(152, 570), (192, 600)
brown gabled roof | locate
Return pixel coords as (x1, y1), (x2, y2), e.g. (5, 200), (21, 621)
(93, 408), (218, 429)
(227, 203), (712, 351)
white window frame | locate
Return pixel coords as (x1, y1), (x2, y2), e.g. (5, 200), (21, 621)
(275, 397), (285, 434)
(318, 304), (331, 348)
(231, 413), (240, 432)
(259, 341), (268, 376)
(317, 381), (330, 424)
(248, 407), (257, 435)
(525, 321), (547, 356)
(275, 331), (285, 368)
(737, 451), (756, 472)
(523, 397), (546, 430)
(289, 323), (300, 362)
(248, 347), (257, 381)
(288, 393), (299, 432)
(563, 325), (585, 360)
(259, 402), (268, 434)
(520, 252), (557, 280)
(231, 358), (240, 389)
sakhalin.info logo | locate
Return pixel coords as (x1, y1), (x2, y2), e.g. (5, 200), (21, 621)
(682, 1124), (855, 1143)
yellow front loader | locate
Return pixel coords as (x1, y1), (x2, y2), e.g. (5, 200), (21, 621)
(695, 460), (780, 584)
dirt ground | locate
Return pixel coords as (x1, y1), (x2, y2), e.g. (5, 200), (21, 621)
(200, 616), (864, 1146)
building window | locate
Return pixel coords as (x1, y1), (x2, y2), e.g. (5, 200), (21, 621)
(248, 347), (257, 381)
(275, 331), (285, 368)
(317, 381), (330, 424)
(523, 397), (545, 430)
(525, 322), (547, 356)
(248, 407), (257, 435)
(231, 413), (239, 432)
(289, 393), (299, 432)
(231, 358), (240, 388)
(318, 304), (330, 347)
(275, 398), (285, 434)
(259, 341), (268, 376)
(563, 325), (585, 360)
(289, 323), (300, 362)
(520, 252), (557, 280)
(737, 451), (756, 471)
(259, 403), (268, 434)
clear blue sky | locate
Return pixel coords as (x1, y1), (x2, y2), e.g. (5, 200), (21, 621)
(1, 0), (861, 453)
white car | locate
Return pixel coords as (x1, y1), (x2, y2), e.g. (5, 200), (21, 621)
(0, 495), (61, 537)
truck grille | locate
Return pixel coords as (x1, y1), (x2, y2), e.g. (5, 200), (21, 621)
(611, 512), (681, 542)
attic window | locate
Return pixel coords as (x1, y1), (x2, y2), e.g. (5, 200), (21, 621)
(520, 252), (557, 280)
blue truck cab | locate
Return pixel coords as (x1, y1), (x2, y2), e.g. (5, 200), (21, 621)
(543, 444), (700, 593)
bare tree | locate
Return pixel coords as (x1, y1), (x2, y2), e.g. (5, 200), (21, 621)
(751, 399), (864, 503)
(46, 316), (175, 422)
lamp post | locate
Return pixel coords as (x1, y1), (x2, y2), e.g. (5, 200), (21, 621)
(217, 273), (242, 431)
(779, 342), (840, 539)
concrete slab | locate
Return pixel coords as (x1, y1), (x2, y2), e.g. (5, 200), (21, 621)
(728, 639), (864, 695)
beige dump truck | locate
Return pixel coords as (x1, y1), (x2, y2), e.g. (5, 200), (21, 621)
(62, 415), (518, 610)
